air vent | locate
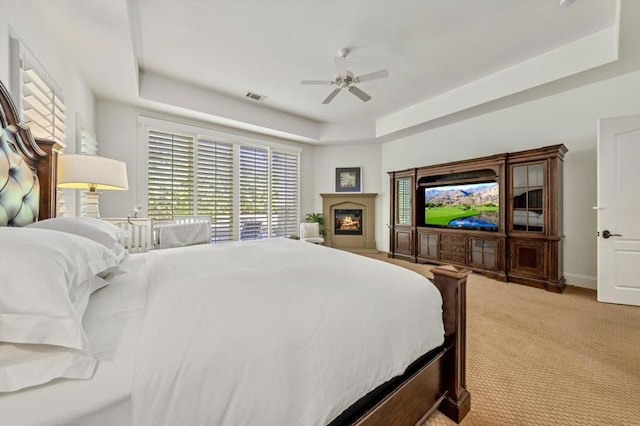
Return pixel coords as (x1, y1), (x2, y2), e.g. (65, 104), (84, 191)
(246, 91), (266, 102)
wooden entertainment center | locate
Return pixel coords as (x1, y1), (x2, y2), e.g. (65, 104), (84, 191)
(389, 144), (567, 292)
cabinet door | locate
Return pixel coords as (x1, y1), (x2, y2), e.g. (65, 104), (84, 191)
(395, 229), (414, 255)
(509, 239), (547, 279)
(469, 238), (497, 270)
(391, 174), (415, 257)
(417, 231), (439, 259)
(510, 163), (544, 233)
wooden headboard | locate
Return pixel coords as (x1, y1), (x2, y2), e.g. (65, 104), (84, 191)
(0, 80), (62, 224)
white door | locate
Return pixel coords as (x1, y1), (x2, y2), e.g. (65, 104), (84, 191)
(596, 115), (640, 306)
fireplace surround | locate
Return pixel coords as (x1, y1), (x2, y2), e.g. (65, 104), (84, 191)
(321, 193), (377, 253)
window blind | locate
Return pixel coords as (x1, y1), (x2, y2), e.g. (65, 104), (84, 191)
(239, 146), (269, 240)
(18, 47), (67, 216)
(79, 128), (99, 216)
(146, 125), (300, 242)
(397, 178), (411, 225)
(197, 138), (234, 242)
(148, 130), (195, 221)
(270, 151), (299, 237)
(21, 68), (66, 144)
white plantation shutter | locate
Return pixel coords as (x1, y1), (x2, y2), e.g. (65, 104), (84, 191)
(396, 178), (411, 225)
(239, 146), (269, 240)
(79, 128), (99, 216)
(21, 68), (67, 144)
(270, 151), (299, 237)
(148, 130), (195, 220)
(17, 46), (67, 216)
(197, 138), (234, 242)
(146, 123), (300, 242)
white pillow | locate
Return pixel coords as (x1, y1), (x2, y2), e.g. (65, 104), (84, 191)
(0, 227), (120, 350)
(26, 217), (129, 262)
(0, 341), (97, 393)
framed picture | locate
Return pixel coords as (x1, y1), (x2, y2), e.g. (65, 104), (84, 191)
(335, 167), (362, 193)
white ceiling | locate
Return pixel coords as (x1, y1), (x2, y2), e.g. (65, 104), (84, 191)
(41, 0), (622, 143)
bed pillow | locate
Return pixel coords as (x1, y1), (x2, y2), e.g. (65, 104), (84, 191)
(0, 339), (98, 393)
(0, 227), (121, 351)
(26, 217), (129, 262)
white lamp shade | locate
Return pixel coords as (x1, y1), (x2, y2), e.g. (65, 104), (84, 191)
(58, 154), (128, 190)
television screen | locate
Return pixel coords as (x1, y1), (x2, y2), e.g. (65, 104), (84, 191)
(424, 182), (499, 231)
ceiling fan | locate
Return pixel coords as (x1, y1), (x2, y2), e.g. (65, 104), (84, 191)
(301, 48), (389, 104)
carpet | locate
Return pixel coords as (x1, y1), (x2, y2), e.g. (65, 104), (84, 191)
(364, 254), (640, 426)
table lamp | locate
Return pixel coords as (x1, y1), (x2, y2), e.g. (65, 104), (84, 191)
(57, 154), (128, 218)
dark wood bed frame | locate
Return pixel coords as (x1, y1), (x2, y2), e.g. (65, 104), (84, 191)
(0, 79), (470, 425)
(0, 81), (62, 220)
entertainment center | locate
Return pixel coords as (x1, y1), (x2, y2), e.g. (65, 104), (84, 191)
(388, 144), (567, 292)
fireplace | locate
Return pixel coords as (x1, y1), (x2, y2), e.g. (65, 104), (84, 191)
(320, 193), (378, 253)
(335, 209), (362, 235)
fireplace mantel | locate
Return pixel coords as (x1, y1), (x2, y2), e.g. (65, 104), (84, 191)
(320, 193), (378, 253)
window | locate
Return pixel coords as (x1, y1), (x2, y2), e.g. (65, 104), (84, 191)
(12, 38), (68, 216)
(239, 146), (269, 240)
(270, 151), (299, 237)
(78, 127), (99, 216)
(146, 127), (299, 243)
(147, 130), (195, 221)
(197, 138), (234, 242)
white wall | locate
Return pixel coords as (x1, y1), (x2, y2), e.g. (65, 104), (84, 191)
(95, 100), (317, 221)
(379, 70), (640, 289)
(311, 143), (382, 242)
(1, 0), (96, 216)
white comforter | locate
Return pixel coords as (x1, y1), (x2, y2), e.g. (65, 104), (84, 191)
(132, 238), (444, 426)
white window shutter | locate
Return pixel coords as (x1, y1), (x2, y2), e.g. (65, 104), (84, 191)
(148, 130), (195, 221)
(197, 138), (234, 242)
(18, 46), (67, 216)
(239, 146), (269, 240)
(271, 151), (299, 237)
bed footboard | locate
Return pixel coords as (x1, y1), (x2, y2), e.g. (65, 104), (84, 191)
(431, 264), (471, 423)
(342, 264), (470, 426)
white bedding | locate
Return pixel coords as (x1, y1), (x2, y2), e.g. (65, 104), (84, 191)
(0, 254), (149, 425)
(0, 239), (444, 426)
(132, 238), (444, 426)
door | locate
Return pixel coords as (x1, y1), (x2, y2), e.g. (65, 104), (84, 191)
(597, 115), (640, 306)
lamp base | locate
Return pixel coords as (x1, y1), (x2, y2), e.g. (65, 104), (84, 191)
(83, 190), (101, 218)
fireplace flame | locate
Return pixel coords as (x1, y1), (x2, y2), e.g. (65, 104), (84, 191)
(339, 216), (361, 230)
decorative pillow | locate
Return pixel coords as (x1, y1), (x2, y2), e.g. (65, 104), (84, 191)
(0, 227), (121, 351)
(26, 217), (130, 262)
(0, 340), (97, 393)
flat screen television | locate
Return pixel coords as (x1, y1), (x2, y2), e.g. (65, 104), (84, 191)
(424, 182), (499, 231)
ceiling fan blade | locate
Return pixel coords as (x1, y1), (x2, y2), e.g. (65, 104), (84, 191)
(353, 69), (389, 83)
(301, 80), (334, 85)
(334, 56), (348, 76)
(322, 87), (341, 104)
(348, 85), (371, 102)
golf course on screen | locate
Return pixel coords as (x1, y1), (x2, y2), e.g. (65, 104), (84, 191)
(424, 182), (499, 229)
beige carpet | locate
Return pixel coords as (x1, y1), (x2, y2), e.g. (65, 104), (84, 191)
(364, 254), (640, 426)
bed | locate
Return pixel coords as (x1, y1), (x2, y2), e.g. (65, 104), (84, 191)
(0, 80), (471, 425)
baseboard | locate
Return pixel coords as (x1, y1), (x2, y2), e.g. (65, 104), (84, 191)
(564, 273), (597, 290)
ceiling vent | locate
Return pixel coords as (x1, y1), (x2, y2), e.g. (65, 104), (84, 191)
(246, 91), (266, 102)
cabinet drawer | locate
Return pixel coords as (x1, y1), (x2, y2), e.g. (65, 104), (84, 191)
(441, 234), (464, 244)
(440, 252), (466, 264)
(440, 243), (465, 254)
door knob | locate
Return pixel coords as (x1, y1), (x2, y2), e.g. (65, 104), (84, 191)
(602, 230), (622, 239)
